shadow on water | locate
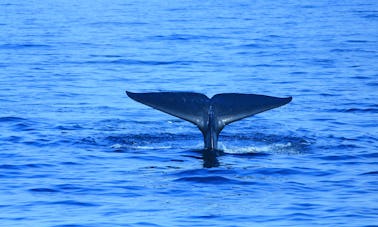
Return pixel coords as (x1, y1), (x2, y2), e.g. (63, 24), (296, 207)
(202, 149), (223, 168)
(199, 149), (272, 168)
(169, 149), (222, 168)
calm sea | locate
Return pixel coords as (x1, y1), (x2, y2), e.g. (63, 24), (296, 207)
(1, 1), (377, 226)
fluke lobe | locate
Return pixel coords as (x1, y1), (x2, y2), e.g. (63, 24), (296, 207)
(126, 91), (292, 152)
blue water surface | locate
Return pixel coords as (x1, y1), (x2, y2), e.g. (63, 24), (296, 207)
(1, 1), (377, 226)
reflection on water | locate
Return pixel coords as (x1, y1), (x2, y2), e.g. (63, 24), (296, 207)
(201, 149), (223, 168)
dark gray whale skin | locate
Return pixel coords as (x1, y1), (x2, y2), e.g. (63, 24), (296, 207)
(126, 91), (292, 153)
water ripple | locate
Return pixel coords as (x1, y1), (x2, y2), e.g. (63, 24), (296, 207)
(174, 176), (253, 185)
(48, 200), (99, 207)
(83, 59), (205, 66)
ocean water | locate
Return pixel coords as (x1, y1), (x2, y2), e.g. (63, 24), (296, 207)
(1, 1), (377, 226)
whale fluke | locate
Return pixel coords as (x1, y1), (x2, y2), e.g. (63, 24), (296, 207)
(126, 91), (292, 151)
(126, 91), (209, 130)
(212, 93), (292, 126)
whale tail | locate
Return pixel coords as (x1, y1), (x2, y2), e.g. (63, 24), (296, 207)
(126, 91), (292, 150)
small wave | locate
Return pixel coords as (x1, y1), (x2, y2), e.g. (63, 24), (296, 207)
(253, 167), (305, 176)
(29, 188), (59, 193)
(79, 137), (97, 145)
(360, 171), (378, 175)
(0, 163), (54, 170)
(59, 161), (81, 166)
(290, 71), (308, 75)
(2, 136), (22, 143)
(360, 152), (378, 158)
(239, 43), (264, 49)
(149, 34), (219, 41)
(52, 225), (89, 227)
(317, 155), (358, 161)
(367, 82), (378, 87)
(49, 200), (99, 207)
(55, 124), (83, 130)
(131, 222), (162, 227)
(88, 21), (148, 27)
(344, 108), (378, 113)
(346, 39), (370, 43)
(363, 14), (378, 19)
(174, 176), (253, 185)
(0, 116), (27, 122)
(0, 43), (52, 49)
(83, 59), (202, 66)
(0, 164), (22, 170)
